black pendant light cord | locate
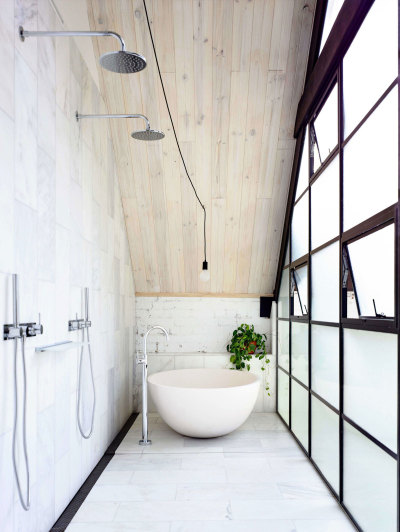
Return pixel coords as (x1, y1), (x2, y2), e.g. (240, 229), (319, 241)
(143, 0), (207, 264)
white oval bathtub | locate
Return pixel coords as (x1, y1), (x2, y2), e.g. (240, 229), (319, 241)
(148, 368), (260, 438)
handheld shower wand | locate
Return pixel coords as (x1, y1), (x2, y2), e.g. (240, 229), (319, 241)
(137, 326), (169, 445)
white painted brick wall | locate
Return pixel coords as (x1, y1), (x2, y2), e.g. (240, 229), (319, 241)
(135, 297), (276, 413)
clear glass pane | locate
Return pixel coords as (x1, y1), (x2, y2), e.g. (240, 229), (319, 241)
(346, 224), (394, 318)
(291, 380), (309, 450)
(291, 321), (308, 385)
(344, 422), (397, 532)
(343, 87), (398, 231)
(311, 397), (339, 493)
(311, 242), (339, 322)
(278, 320), (289, 371)
(319, 0), (345, 53)
(291, 193), (309, 261)
(343, 0), (398, 136)
(292, 264), (308, 316)
(278, 369), (289, 424)
(311, 325), (339, 409)
(278, 268), (289, 318)
(284, 241), (290, 266)
(311, 85), (338, 173)
(295, 127), (309, 200)
(344, 329), (397, 451)
(311, 156), (339, 249)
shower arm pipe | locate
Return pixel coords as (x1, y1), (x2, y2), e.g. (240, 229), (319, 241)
(76, 112), (151, 131)
(19, 28), (125, 50)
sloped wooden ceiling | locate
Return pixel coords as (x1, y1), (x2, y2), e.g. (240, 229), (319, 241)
(58, 0), (316, 295)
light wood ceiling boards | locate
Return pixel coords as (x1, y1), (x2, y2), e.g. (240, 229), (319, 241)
(83, 0), (315, 296)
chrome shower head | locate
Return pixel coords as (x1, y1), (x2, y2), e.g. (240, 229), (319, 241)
(18, 27), (146, 74)
(99, 50), (146, 74)
(131, 129), (165, 141)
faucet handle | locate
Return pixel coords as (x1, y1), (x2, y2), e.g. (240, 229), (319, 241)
(136, 353), (146, 365)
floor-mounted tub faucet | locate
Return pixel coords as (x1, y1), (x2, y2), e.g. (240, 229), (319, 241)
(137, 326), (169, 445)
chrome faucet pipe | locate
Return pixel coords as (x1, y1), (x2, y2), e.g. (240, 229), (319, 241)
(76, 112), (151, 131)
(13, 274), (18, 327)
(139, 326), (168, 446)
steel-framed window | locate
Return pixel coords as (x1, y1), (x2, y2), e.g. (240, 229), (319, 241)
(275, 1), (399, 530)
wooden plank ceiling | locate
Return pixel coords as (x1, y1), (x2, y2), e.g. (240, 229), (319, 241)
(67, 0), (316, 296)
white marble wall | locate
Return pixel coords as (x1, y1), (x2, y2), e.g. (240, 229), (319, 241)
(135, 297), (276, 413)
(0, 1), (136, 531)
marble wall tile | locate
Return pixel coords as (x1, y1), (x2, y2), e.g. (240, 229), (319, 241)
(0, 108), (15, 273)
(0, 2), (136, 530)
(0, 0), (14, 118)
(14, 51), (37, 210)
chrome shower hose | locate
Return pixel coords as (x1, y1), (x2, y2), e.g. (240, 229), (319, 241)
(12, 335), (30, 511)
(77, 327), (96, 439)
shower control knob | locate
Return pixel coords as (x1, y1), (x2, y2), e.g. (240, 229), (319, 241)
(3, 324), (23, 341)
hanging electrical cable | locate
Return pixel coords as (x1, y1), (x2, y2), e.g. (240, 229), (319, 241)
(142, 0), (209, 282)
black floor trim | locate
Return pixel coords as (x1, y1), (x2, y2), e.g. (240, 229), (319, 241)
(49, 412), (138, 532)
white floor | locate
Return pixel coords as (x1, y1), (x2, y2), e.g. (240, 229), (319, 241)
(66, 414), (355, 532)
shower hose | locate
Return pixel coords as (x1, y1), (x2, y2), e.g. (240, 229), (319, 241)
(77, 326), (96, 439)
(13, 335), (30, 511)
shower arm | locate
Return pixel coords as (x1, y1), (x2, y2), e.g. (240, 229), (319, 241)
(19, 27), (125, 51)
(76, 112), (151, 131)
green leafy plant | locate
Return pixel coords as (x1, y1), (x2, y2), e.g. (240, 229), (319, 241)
(227, 323), (270, 395)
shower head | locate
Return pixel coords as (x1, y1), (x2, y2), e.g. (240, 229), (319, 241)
(76, 112), (164, 141)
(19, 27), (146, 74)
(131, 129), (165, 141)
(99, 50), (146, 74)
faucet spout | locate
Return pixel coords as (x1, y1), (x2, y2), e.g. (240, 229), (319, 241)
(139, 325), (169, 446)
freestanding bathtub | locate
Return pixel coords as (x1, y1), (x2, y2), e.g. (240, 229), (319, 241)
(147, 368), (260, 438)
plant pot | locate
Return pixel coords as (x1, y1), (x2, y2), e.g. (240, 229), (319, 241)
(248, 341), (257, 354)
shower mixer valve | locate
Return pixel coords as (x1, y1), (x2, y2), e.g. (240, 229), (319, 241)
(4, 314), (43, 340)
(68, 313), (91, 332)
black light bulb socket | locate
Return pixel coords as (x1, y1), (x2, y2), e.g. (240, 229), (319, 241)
(202, 261), (208, 271)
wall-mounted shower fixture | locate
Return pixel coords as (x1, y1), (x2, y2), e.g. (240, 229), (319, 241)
(70, 288), (96, 439)
(18, 27), (146, 74)
(137, 326), (169, 446)
(3, 274), (44, 511)
(75, 112), (165, 141)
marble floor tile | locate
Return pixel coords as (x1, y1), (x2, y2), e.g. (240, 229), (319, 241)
(170, 520), (296, 532)
(114, 501), (228, 522)
(66, 414), (355, 531)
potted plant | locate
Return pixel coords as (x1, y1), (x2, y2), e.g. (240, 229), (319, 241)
(227, 323), (270, 395)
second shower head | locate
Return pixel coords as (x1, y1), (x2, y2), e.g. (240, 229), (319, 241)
(76, 112), (165, 141)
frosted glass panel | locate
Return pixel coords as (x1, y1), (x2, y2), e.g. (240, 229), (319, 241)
(278, 268), (289, 318)
(311, 398), (339, 493)
(319, 0), (345, 53)
(343, 0), (397, 136)
(291, 380), (309, 449)
(278, 320), (289, 371)
(311, 85), (338, 173)
(343, 88), (398, 230)
(311, 156), (339, 249)
(291, 322), (308, 385)
(295, 127), (309, 200)
(291, 193), (309, 261)
(344, 329), (397, 451)
(347, 224), (394, 319)
(344, 422), (397, 532)
(292, 264), (308, 316)
(311, 242), (339, 322)
(278, 369), (289, 424)
(311, 325), (339, 408)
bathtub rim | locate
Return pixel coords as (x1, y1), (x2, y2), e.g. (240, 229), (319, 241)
(147, 367), (260, 391)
